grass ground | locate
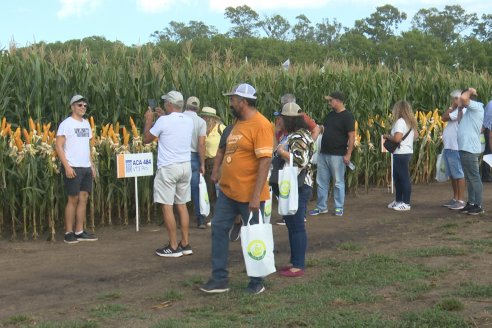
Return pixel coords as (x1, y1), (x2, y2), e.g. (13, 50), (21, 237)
(1, 183), (492, 328)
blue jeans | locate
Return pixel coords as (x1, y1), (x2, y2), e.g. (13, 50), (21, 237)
(460, 151), (483, 206)
(315, 153), (346, 211)
(283, 185), (312, 269)
(190, 152), (204, 224)
(210, 191), (264, 285)
(393, 154), (412, 204)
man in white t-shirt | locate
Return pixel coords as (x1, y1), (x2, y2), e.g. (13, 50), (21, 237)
(183, 96), (207, 228)
(55, 95), (98, 244)
(441, 90), (466, 210)
(143, 90), (194, 258)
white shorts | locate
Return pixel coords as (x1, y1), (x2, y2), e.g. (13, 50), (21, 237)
(154, 162), (191, 205)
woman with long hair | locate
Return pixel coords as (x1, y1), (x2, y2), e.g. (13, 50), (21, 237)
(199, 107), (225, 223)
(274, 103), (315, 277)
(383, 100), (418, 211)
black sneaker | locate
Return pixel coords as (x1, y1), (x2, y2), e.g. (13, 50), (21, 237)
(228, 221), (242, 242)
(199, 279), (229, 294)
(245, 281), (265, 295)
(178, 242), (193, 256)
(64, 232), (79, 244)
(75, 231), (98, 241)
(155, 245), (183, 258)
(459, 202), (474, 214)
(468, 204), (484, 216)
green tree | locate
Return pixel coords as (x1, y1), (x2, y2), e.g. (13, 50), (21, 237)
(411, 5), (477, 44)
(151, 20), (218, 42)
(453, 38), (491, 71)
(315, 18), (342, 45)
(353, 4), (407, 42)
(389, 30), (449, 67)
(473, 14), (492, 42)
(260, 14), (291, 40)
(291, 15), (315, 41)
(224, 5), (260, 38)
(333, 31), (375, 63)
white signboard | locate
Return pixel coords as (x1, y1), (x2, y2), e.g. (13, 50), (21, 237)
(117, 153), (153, 178)
(116, 152), (154, 232)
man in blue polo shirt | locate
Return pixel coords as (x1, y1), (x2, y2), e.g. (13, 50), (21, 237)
(457, 88), (485, 215)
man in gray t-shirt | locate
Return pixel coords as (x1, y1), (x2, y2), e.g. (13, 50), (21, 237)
(183, 96), (207, 228)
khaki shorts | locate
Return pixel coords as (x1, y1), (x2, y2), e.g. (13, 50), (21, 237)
(154, 162), (191, 205)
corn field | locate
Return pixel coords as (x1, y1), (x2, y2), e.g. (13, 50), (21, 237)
(0, 43), (491, 240)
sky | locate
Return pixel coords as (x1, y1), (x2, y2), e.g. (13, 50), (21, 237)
(1, 0), (490, 48)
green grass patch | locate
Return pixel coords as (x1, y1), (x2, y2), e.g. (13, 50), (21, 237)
(400, 308), (469, 327)
(435, 298), (465, 311)
(465, 239), (492, 246)
(439, 223), (460, 229)
(151, 289), (184, 302)
(400, 281), (433, 301)
(463, 239), (492, 253)
(337, 242), (362, 251)
(32, 320), (97, 328)
(305, 257), (324, 268)
(180, 254), (441, 327)
(89, 303), (128, 319)
(150, 319), (183, 328)
(454, 283), (492, 298)
(96, 290), (122, 301)
(403, 246), (467, 257)
(4, 315), (35, 325)
(182, 275), (204, 287)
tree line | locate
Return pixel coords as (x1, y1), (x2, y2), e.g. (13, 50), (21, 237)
(23, 4), (492, 71)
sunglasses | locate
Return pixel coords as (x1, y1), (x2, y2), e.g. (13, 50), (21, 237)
(75, 103), (88, 108)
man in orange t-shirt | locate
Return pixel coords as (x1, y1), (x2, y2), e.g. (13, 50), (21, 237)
(200, 83), (273, 295)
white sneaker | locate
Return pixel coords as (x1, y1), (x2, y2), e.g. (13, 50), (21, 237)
(387, 200), (399, 209)
(393, 203), (411, 211)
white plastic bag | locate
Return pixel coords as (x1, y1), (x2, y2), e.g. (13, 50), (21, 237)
(278, 153), (299, 216)
(264, 186), (273, 224)
(240, 211), (276, 277)
(435, 151), (448, 183)
(199, 174), (210, 216)
(310, 135), (323, 165)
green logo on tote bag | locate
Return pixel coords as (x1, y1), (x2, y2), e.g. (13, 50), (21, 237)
(247, 240), (267, 260)
(279, 180), (290, 199)
(265, 202), (272, 216)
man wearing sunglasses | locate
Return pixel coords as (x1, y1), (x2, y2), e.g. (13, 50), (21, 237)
(56, 95), (98, 244)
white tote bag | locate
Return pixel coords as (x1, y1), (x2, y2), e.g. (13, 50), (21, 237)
(310, 135), (323, 165)
(240, 211), (276, 277)
(264, 186), (273, 224)
(278, 153), (299, 216)
(435, 151), (449, 183)
(199, 174), (210, 216)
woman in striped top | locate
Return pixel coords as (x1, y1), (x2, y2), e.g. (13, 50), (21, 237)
(274, 102), (315, 277)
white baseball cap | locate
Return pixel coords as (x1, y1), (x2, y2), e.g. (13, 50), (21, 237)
(70, 95), (87, 105)
(161, 91), (184, 106)
(223, 83), (257, 100)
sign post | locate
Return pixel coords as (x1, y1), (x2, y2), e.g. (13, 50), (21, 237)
(116, 153), (154, 231)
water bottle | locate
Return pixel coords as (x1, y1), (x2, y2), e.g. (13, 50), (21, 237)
(347, 161), (356, 171)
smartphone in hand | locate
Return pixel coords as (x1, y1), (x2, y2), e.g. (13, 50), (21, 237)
(148, 99), (157, 110)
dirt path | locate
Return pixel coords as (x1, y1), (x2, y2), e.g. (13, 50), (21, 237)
(1, 182), (491, 325)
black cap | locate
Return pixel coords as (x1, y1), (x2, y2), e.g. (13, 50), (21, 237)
(324, 91), (345, 103)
